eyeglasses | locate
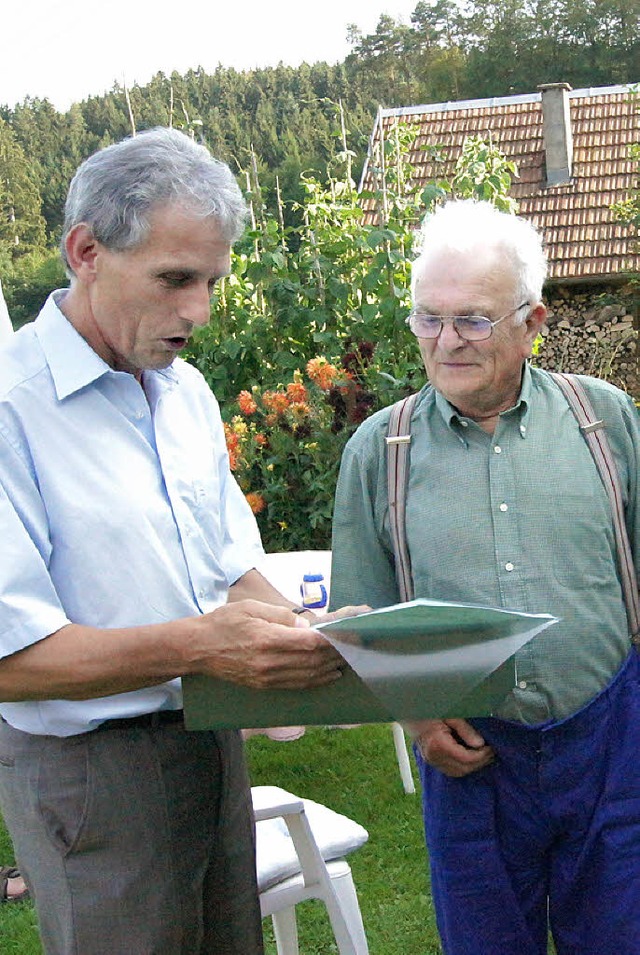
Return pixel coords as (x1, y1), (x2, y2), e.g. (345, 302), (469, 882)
(407, 302), (530, 341)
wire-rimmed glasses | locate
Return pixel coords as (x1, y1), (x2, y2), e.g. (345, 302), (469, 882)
(407, 302), (530, 341)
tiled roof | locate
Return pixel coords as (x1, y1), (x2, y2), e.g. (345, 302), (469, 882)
(359, 84), (639, 284)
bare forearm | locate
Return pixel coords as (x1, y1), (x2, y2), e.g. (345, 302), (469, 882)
(0, 598), (344, 703)
(0, 618), (200, 702)
(0, 573), (285, 702)
(228, 568), (302, 609)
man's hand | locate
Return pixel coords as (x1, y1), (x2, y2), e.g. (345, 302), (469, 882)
(193, 599), (345, 690)
(407, 718), (495, 778)
(315, 605), (371, 625)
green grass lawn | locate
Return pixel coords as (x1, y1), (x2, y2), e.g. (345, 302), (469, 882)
(0, 724), (561, 953)
(247, 724), (440, 955)
(0, 724), (441, 954)
(0, 819), (41, 955)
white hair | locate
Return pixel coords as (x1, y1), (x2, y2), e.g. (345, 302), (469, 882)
(411, 200), (547, 319)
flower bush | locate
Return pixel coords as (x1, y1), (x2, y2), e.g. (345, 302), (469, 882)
(187, 125), (523, 550)
(225, 350), (377, 551)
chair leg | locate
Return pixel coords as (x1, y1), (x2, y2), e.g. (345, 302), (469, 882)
(323, 864), (369, 955)
(272, 907), (300, 955)
(392, 722), (416, 794)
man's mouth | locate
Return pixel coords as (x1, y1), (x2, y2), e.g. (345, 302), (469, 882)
(163, 337), (189, 350)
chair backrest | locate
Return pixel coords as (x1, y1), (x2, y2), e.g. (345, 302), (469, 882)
(253, 785), (368, 891)
(253, 785), (370, 955)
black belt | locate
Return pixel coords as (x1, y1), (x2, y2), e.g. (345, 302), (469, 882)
(98, 709), (185, 731)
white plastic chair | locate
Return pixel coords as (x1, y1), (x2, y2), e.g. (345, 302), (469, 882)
(253, 785), (369, 955)
(258, 552), (416, 794)
(391, 722), (415, 794)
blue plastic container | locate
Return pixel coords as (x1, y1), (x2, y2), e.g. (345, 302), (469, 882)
(300, 573), (328, 609)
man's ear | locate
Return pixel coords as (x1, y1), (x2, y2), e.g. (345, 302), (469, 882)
(64, 224), (100, 282)
(524, 303), (547, 345)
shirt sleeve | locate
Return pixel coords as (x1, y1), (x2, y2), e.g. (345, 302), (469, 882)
(219, 464), (265, 585)
(329, 419), (401, 612)
(0, 432), (70, 657)
(208, 391), (265, 585)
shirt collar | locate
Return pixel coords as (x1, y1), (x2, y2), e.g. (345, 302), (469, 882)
(34, 290), (179, 400)
(434, 362), (533, 437)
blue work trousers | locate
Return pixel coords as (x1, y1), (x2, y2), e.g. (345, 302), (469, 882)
(416, 651), (640, 955)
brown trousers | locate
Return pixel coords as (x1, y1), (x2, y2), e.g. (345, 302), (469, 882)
(0, 719), (264, 955)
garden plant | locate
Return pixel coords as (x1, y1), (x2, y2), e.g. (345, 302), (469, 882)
(185, 120), (520, 551)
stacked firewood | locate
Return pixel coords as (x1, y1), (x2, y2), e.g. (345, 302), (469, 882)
(535, 287), (638, 394)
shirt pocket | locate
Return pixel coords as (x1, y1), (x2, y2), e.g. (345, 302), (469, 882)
(549, 490), (617, 590)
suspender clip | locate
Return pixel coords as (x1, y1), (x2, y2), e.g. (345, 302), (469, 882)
(580, 420), (605, 434)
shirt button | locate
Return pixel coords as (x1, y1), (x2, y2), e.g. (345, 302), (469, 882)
(517, 680), (528, 689)
(499, 503), (508, 512)
(135, 411), (144, 420)
(494, 445), (502, 454)
(505, 562), (514, 572)
(460, 420), (468, 428)
(198, 588), (206, 599)
(520, 425), (526, 435)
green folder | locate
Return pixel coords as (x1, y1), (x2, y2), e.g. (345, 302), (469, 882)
(182, 599), (557, 730)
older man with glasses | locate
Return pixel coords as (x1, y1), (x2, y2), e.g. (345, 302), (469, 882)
(330, 199), (640, 955)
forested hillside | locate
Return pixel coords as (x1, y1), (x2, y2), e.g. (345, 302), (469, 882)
(0, 0), (637, 322)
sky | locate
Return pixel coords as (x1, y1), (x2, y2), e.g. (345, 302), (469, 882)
(2, 0), (420, 112)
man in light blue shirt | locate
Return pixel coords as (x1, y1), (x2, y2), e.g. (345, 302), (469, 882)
(0, 278), (31, 906)
(0, 129), (344, 955)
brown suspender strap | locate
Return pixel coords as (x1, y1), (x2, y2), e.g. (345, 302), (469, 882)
(549, 372), (640, 639)
(386, 393), (419, 602)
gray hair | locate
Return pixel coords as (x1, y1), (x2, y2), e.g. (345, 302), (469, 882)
(61, 127), (248, 275)
(412, 200), (547, 319)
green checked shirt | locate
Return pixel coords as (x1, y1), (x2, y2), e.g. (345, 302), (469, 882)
(330, 364), (640, 724)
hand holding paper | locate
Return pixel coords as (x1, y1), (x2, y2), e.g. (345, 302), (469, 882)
(192, 599), (342, 690)
(183, 597), (558, 729)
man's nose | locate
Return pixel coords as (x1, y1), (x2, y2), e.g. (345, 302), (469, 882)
(179, 285), (212, 327)
(437, 319), (465, 348)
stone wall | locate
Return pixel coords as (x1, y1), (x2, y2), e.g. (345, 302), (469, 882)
(536, 285), (638, 396)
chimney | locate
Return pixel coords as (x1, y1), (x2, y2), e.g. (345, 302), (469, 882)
(538, 82), (573, 186)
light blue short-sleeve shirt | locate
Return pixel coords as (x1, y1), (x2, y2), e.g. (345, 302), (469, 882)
(0, 291), (264, 736)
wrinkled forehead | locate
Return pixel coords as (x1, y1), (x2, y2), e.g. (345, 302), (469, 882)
(413, 246), (518, 309)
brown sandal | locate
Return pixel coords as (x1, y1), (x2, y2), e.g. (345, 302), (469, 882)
(0, 866), (30, 903)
